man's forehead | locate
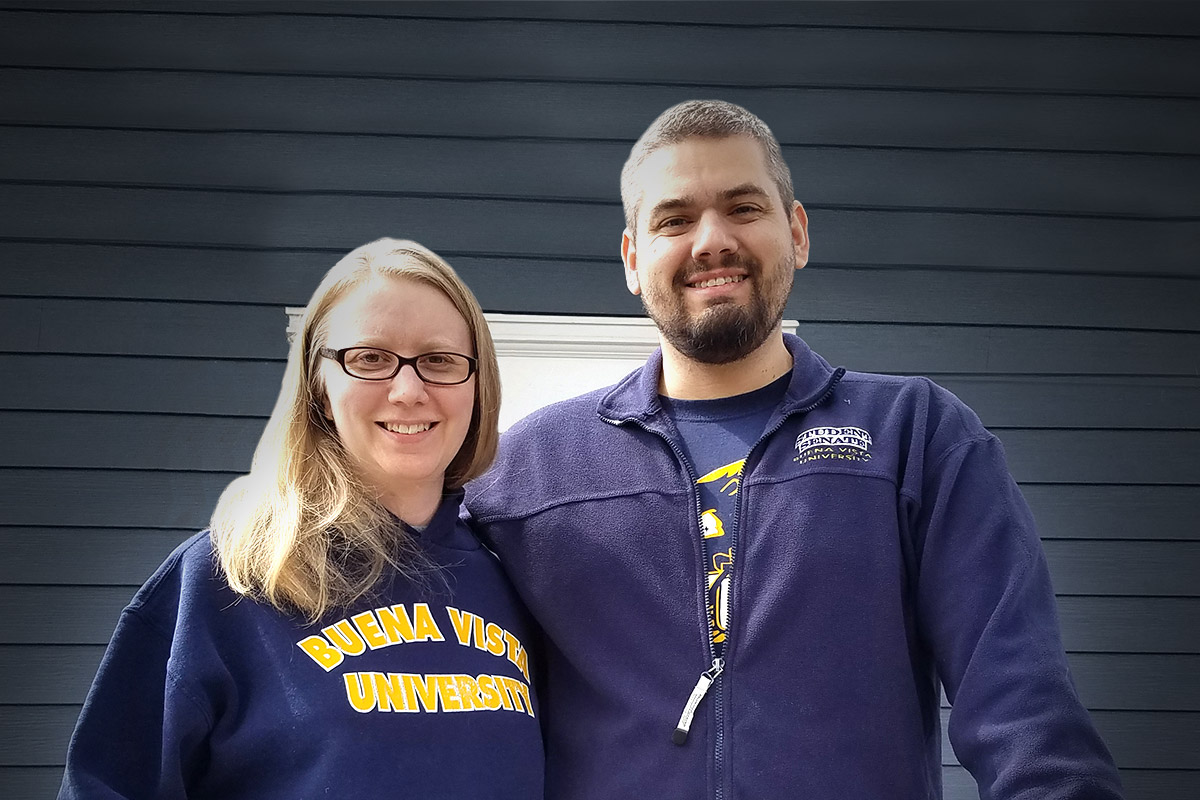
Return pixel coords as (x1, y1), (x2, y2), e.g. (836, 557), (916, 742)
(633, 135), (775, 217)
(640, 134), (769, 181)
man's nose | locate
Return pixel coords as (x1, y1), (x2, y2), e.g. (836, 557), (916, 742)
(692, 211), (738, 261)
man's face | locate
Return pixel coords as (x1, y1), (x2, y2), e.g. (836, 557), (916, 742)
(621, 135), (809, 365)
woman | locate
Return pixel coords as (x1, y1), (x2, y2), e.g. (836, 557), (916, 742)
(59, 239), (544, 798)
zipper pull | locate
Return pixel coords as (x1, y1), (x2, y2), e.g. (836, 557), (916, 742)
(672, 657), (724, 745)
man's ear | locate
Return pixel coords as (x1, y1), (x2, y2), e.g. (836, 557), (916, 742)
(621, 227), (641, 296)
(790, 201), (810, 270)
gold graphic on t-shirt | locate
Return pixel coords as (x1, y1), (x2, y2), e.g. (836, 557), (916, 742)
(696, 460), (743, 645)
(707, 551), (733, 642)
(697, 459), (745, 496)
(700, 508), (726, 539)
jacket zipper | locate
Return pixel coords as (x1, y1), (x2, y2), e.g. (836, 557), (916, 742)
(601, 416), (720, 751)
(601, 366), (844, 800)
(673, 656), (724, 744)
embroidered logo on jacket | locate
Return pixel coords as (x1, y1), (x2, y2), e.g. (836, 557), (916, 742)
(794, 426), (873, 464)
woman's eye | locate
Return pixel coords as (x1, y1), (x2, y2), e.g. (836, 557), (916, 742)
(349, 350), (391, 369)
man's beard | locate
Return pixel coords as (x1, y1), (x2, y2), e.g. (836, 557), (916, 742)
(641, 252), (793, 365)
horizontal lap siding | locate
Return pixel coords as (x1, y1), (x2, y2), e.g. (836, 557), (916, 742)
(6, 591), (1194, 651)
(8, 0), (1200, 34)
(6, 184), (1197, 274)
(7, 70), (1200, 153)
(11, 647), (1198, 709)
(6, 355), (1200, 426)
(3, 297), (1199, 373)
(3, 11), (1199, 95)
(946, 768), (1200, 800)
(2, 244), (1197, 331)
(5, 411), (1200, 481)
(4, 532), (1199, 597)
(7, 468), (1198, 539)
(0, 3), (1196, 799)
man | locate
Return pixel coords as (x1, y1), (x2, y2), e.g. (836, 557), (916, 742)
(467, 100), (1123, 798)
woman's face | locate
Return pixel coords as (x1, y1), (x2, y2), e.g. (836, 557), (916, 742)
(319, 276), (476, 516)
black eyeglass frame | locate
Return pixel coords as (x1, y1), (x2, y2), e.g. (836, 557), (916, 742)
(318, 346), (478, 385)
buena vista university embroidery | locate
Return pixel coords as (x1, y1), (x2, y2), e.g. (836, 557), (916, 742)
(794, 426), (873, 464)
(297, 603), (535, 716)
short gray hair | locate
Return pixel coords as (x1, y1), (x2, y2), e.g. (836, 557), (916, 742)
(620, 100), (794, 234)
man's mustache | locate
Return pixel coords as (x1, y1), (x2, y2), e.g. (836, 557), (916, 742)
(675, 254), (760, 287)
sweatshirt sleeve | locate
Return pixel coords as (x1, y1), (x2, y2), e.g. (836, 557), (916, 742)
(58, 605), (212, 799)
(912, 434), (1124, 800)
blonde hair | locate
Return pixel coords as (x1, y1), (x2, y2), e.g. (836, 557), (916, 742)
(211, 238), (501, 621)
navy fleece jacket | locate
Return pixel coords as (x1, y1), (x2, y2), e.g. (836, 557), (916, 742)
(467, 334), (1121, 800)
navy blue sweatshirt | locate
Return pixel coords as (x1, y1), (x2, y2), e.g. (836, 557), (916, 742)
(59, 494), (543, 799)
(467, 335), (1122, 800)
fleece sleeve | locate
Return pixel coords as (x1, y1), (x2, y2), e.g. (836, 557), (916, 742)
(913, 435), (1124, 800)
(58, 608), (211, 800)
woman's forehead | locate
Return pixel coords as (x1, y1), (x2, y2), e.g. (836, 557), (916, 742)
(324, 276), (470, 346)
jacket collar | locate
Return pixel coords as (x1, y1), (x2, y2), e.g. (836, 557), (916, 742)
(596, 333), (842, 424)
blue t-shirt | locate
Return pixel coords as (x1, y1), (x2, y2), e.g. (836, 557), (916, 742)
(660, 373), (789, 656)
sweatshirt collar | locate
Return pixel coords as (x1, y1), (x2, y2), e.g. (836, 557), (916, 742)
(597, 333), (842, 424)
(397, 490), (478, 551)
